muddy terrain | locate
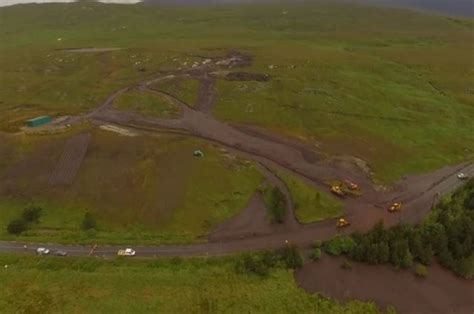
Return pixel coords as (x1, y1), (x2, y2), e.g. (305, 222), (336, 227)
(296, 257), (473, 314)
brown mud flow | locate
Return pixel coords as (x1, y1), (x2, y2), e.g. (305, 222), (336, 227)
(296, 257), (474, 314)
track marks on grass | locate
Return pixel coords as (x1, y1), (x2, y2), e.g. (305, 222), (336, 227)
(49, 133), (91, 186)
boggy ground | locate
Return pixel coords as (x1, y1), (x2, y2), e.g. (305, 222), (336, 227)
(296, 256), (473, 314)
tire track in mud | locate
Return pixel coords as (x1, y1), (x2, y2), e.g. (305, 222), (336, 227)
(195, 75), (216, 112)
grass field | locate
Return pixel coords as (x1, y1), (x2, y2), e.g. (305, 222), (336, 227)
(152, 78), (200, 107)
(0, 130), (263, 244)
(0, 253), (387, 313)
(114, 89), (181, 118)
(278, 171), (343, 223)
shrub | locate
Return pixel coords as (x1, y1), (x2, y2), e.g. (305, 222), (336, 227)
(323, 235), (356, 256)
(401, 250), (414, 269)
(236, 254), (270, 277)
(452, 255), (474, 279)
(81, 212), (97, 231)
(310, 248), (322, 261)
(341, 260), (352, 270)
(266, 186), (286, 223)
(414, 263), (428, 277)
(21, 207), (42, 223)
(236, 246), (303, 276)
(7, 219), (28, 235)
(312, 240), (322, 248)
(278, 245), (303, 269)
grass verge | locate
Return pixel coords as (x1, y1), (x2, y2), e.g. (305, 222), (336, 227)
(279, 171), (343, 223)
(114, 89), (180, 118)
(0, 253), (386, 313)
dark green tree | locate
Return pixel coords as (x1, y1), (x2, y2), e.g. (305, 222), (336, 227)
(265, 187), (286, 223)
(21, 207), (42, 223)
(81, 212), (97, 231)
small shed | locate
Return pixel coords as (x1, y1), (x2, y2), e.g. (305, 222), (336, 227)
(26, 116), (52, 128)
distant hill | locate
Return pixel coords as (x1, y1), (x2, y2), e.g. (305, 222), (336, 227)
(142, 0), (474, 17)
(348, 0), (473, 17)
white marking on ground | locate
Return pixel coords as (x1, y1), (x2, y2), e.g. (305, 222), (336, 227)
(100, 124), (138, 137)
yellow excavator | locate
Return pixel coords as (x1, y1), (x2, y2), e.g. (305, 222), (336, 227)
(336, 218), (350, 228)
(345, 179), (359, 191)
(330, 184), (345, 197)
(388, 202), (403, 213)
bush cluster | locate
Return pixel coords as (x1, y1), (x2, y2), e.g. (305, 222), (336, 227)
(81, 212), (97, 231)
(236, 245), (303, 276)
(264, 186), (286, 223)
(6, 207), (43, 235)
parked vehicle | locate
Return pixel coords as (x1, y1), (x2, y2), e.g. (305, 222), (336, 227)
(330, 184), (345, 197)
(336, 218), (350, 228)
(117, 248), (136, 257)
(53, 250), (67, 257)
(344, 180), (359, 191)
(388, 202), (403, 213)
(36, 248), (50, 255)
(457, 172), (468, 180)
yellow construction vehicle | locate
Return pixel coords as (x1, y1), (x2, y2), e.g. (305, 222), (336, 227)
(388, 202), (403, 213)
(330, 184), (345, 197)
(345, 179), (359, 191)
(336, 218), (350, 228)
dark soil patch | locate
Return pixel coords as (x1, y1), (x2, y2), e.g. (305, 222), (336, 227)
(208, 191), (273, 241)
(224, 72), (270, 82)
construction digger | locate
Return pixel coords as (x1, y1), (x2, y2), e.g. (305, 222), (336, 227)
(330, 184), (345, 197)
(388, 202), (403, 213)
(336, 218), (350, 228)
(344, 179), (359, 191)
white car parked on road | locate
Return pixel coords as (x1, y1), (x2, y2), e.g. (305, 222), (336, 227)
(117, 248), (136, 257)
(36, 248), (50, 255)
(457, 172), (469, 180)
